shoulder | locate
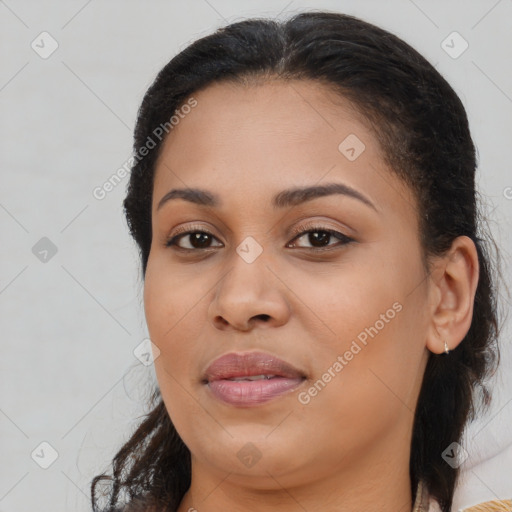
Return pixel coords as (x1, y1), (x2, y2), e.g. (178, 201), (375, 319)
(458, 499), (512, 511)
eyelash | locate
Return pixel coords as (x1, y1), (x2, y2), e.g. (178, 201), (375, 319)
(165, 223), (355, 253)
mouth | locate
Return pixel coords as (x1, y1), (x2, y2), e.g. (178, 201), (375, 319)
(202, 351), (307, 407)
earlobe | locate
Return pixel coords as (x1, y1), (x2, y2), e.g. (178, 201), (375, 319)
(425, 236), (480, 355)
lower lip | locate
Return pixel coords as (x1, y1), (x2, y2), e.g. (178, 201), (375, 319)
(207, 377), (304, 406)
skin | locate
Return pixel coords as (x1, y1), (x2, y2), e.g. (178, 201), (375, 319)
(143, 79), (479, 512)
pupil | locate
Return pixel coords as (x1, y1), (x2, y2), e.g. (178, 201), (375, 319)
(187, 231), (332, 249)
(310, 231), (330, 247)
(192, 233), (211, 248)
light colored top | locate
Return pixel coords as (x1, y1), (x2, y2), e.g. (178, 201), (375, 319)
(413, 481), (440, 512)
(413, 481), (512, 512)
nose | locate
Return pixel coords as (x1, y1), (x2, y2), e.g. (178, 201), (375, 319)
(208, 250), (291, 332)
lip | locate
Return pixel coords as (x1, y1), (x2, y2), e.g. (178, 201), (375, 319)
(203, 351), (306, 407)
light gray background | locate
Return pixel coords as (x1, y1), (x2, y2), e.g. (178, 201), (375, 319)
(1, 1), (511, 511)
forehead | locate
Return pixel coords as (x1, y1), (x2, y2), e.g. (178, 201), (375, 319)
(158, 79), (371, 162)
(152, 79), (416, 222)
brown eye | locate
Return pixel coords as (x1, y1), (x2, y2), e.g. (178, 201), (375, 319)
(166, 230), (223, 250)
(288, 227), (354, 250)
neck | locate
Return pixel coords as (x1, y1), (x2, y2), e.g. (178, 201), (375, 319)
(177, 434), (413, 512)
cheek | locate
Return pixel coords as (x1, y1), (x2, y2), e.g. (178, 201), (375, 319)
(292, 308), (424, 466)
(143, 254), (206, 341)
(282, 254), (402, 351)
(144, 262), (207, 441)
(289, 253), (426, 423)
(143, 257), (211, 400)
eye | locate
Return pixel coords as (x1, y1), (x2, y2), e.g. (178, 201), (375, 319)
(287, 225), (354, 250)
(165, 227), (223, 250)
(165, 224), (354, 252)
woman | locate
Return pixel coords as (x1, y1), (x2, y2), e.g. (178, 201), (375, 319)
(91, 11), (507, 512)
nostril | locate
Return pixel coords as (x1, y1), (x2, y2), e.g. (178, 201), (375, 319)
(254, 314), (271, 322)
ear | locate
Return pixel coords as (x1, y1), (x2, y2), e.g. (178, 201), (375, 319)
(425, 236), (480, 354)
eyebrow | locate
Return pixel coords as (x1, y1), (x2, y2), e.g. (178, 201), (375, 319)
(156, 182), (378, 212)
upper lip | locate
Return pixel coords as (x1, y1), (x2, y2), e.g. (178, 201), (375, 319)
(203, 351), (306, 382)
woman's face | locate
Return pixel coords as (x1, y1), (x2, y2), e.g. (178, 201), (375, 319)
(144, 80), (431, 491)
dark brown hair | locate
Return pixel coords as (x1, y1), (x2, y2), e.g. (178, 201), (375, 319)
(91, 11), (502, 512)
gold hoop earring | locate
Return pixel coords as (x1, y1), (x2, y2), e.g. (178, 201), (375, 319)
(444, 340), (450, 354)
